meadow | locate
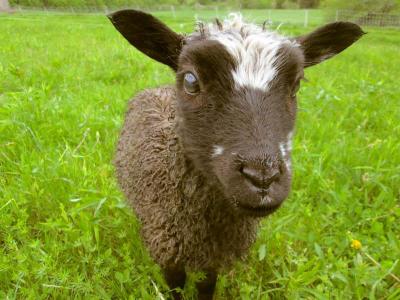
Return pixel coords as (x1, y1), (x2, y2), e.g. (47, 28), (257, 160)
(0, 10), (399, 299)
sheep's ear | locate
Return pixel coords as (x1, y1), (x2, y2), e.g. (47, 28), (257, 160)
(108, 9), (183, 71)
(296, 22), (365, 68)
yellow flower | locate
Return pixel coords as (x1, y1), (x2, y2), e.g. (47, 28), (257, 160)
(351, 239), (362, 250)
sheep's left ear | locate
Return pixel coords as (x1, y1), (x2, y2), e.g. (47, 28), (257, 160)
(296, 22), (365, 68)
(108, 9), (184, 71)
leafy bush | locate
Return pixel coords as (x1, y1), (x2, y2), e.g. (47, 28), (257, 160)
(10, 0), (181, 8)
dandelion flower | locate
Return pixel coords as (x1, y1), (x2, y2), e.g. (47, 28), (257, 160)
(351, 239), (362, 250)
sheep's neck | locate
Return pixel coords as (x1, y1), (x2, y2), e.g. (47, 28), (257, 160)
(169, 138), (260, 270)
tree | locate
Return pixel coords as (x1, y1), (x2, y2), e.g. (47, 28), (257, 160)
(298, 0), (319, 8)
(0, 0), (10, 11)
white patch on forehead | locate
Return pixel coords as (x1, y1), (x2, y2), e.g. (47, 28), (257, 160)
(195, 13), (298, 90)
(212, 145), (224, 158)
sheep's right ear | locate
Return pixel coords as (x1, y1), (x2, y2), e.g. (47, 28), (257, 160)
(108, 9), (183, 71)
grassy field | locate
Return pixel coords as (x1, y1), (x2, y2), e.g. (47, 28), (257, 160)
(1, 11), (400, 299)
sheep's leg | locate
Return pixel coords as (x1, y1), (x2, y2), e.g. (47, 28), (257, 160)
(163, 267), (186, 300)
(196, 270), (217, 300)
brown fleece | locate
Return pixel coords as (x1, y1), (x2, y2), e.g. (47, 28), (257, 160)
(114, 86), (259, 271)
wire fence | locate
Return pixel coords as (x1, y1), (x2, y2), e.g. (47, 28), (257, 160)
(3, 6), (400, 28)
(4, 6), (325, 27)
(334, 10), (400, 27)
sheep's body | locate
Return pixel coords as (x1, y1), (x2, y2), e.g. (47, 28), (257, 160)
(114, 86), (259, 271)
(109, 11), (363, 298)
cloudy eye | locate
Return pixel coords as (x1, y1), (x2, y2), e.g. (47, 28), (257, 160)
(183, 72), (200, 95)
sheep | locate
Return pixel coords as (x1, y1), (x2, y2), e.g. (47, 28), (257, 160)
(108, 10), (364, 299)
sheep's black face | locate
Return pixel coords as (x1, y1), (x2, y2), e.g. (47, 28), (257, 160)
(108, 9), (364, 217)
(176, 37), (303, 217)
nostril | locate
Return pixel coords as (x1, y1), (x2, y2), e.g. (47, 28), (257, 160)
(265, 170), (280, 186)
(240, 166), (264, 188)
(240, 166), (280, 190)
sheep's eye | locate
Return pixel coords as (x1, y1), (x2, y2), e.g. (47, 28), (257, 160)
(183, 72), (200, 95)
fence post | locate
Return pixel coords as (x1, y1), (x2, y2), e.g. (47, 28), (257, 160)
(335, 10), (339, 21)
(304, 9), (309, 27)
(268, 9), (271, 22)
(215, 5), (218, 18)
(170, 5), (176, 19)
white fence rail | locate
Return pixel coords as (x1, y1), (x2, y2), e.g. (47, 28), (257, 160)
(7, 6), (325, 27)
(5, 6), (400, 28)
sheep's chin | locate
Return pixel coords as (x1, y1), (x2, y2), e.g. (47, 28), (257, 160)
(231, 197), (282, 217)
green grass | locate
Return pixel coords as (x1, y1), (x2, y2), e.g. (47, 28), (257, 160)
(1, 11), (400, 299)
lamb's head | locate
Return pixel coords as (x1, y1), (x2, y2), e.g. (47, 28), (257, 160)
(109, 10), (364, 217)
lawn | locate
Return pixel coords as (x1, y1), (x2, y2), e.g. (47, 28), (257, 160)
(0, 10), (399, 299)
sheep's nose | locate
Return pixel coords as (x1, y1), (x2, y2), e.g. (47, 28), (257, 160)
(240, 163), (281, 190)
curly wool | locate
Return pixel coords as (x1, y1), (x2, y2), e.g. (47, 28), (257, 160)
(114, 86), (260, 271)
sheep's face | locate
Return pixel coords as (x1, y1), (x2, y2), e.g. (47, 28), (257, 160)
(175, 37), (301, 216)
(109, 10), (364, 217)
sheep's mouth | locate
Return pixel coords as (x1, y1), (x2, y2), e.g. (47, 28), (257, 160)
(234, 201), (281, 217)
